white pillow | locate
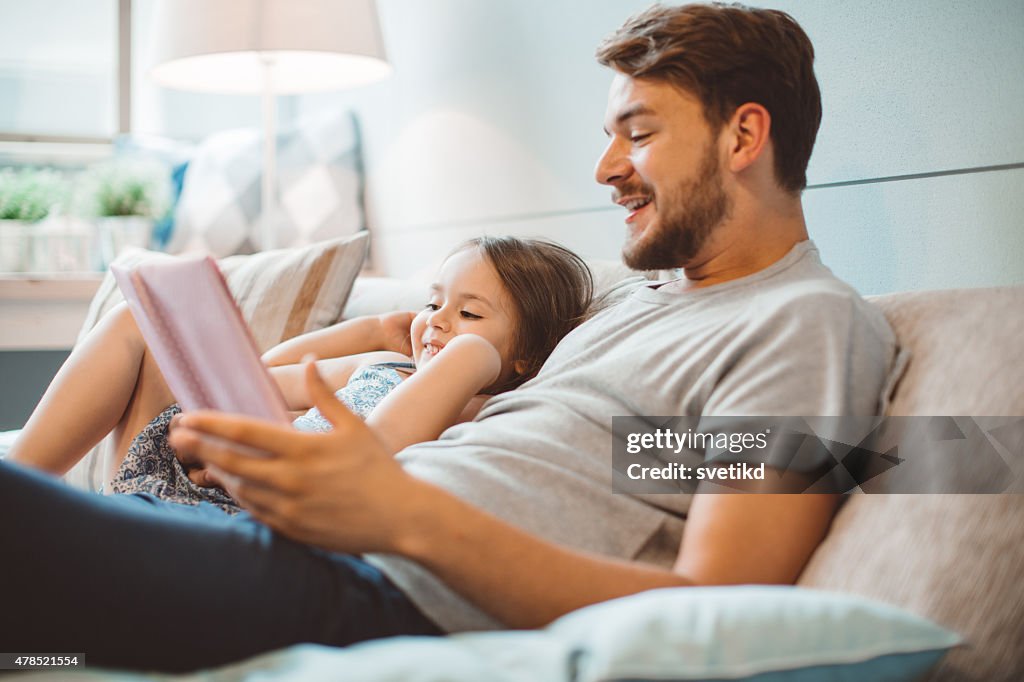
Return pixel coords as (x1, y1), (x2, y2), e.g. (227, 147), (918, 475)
(549, 585), (961, 681)
(110, 586), (959, 682)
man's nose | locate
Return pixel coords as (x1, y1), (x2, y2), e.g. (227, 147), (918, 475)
(595, 139), (633, 186)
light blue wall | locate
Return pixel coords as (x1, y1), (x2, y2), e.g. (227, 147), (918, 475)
(298, 0), (1023, 294)
(782, 0), (1024, 294)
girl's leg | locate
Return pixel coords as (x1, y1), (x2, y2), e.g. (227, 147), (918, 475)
(7, 303), (175, 480)
(0, 462), (440, 672)
(106, 325), (178, 482)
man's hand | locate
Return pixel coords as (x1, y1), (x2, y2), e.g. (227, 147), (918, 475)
(170, 413), (226, 488)
(168, 360), (429, 554)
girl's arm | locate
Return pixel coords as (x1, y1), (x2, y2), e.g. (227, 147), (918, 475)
(269, 351), (412, 411)
(261, 311), (417, 367)
(366, 334), (501, 455)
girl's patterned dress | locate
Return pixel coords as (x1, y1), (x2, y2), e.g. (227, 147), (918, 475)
(109, 362), (414, 514)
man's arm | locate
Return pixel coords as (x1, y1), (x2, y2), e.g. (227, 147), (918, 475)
(170, 361), (839, 629)
(393, 481), (838, 627)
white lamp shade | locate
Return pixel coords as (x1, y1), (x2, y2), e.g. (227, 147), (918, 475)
(149, 0), (391, 94)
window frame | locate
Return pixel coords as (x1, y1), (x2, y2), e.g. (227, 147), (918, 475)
(0, 0), (130, 147)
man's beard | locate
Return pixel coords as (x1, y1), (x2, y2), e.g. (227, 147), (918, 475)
(621, 142), (731, 270)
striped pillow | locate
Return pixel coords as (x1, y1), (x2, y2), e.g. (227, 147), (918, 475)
(67, 231), (368, 491)
(76, 231), (368, 352)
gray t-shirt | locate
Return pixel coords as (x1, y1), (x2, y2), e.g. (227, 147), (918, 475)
(366, 240), (897, 632)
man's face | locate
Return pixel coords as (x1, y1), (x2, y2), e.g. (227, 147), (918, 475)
(596, 75), (731, 270)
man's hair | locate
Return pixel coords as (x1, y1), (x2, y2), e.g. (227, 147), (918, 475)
(595, 2), (822, 193)
(454, 236), (593, 393)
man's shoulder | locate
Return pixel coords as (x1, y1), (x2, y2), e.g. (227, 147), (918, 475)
(747, 246), (866, 310)
(746, 265), (895, 349)
(757, 267), (863, 309)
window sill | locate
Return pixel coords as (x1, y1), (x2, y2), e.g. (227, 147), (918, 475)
(0, 274), (102, 350)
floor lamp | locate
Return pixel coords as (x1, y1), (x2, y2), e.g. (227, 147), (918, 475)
(149, 0), (391, 251)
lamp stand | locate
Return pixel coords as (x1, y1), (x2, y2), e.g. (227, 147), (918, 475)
(260, 55), (277, 251)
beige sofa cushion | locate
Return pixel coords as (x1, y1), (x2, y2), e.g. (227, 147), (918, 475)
(799, 286), (1024, 682)
(77, 232), (369, 354)
(801, 495), (1023, 681)
(877, 286), (1024, 416)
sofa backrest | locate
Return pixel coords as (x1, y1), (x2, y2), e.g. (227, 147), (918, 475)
(874, 286), (1024, 416)
(799, 286), (1024, 681)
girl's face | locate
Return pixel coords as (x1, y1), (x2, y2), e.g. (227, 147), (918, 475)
(410, 248), (520, 387)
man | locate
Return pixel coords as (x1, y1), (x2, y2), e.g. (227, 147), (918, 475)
(0, 2), (895, 671)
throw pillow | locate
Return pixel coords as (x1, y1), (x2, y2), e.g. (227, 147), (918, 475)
(109, 586), (959, 682)
(77, 232), (368, 353)
(167, 109), (365, 256)
(66, 231), (369, 492)
(111, 133), (195, 249)
(549, 585), (962, 682)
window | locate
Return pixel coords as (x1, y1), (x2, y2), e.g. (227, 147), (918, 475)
(0, 0), (267, 156)
(0, 0), (126, 143)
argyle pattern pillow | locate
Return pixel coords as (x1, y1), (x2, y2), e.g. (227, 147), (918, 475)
(168, 110), (364, 256)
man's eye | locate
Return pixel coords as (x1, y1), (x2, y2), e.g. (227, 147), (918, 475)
(630, 133), (651, 144)
(460, 311), (482, 320)
(425, 303), (440, 311)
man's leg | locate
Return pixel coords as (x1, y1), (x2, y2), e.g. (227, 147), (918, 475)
(0, 462), (440, 672)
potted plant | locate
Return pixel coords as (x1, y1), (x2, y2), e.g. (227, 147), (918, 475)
(0, 168), (68, 272)
(78, 159), (170, 268)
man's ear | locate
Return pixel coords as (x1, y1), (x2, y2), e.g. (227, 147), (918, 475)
(724, 102), (771, 174)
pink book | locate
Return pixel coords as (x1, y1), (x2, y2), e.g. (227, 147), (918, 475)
(111, 256), (292, 425)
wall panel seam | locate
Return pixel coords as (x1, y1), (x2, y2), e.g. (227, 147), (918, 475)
(378, 162), (1024, 235)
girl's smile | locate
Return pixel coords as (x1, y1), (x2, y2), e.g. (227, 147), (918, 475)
(410, 248), (520, 390)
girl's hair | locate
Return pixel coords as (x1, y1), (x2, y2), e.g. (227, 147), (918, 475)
(454, 236), (593, 393)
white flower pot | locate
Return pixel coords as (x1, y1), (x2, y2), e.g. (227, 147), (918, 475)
(0, 220), (36, 273)
(96, 216), (154, 269)
(32, 217), (94, 273)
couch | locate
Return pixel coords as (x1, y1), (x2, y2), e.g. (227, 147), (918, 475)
(797, 286), (1024, 681)
(9, 267), (1023, 681)
(343, 278), (1024, 682)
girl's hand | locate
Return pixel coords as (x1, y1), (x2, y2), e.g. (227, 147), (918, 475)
(168, 360), (429, 554)
(378, 311), (417, 356)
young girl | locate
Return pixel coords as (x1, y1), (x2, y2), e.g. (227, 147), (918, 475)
(8, 236), (593, 513)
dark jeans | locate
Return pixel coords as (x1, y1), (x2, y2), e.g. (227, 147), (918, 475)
(0, 462), (441, 673)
